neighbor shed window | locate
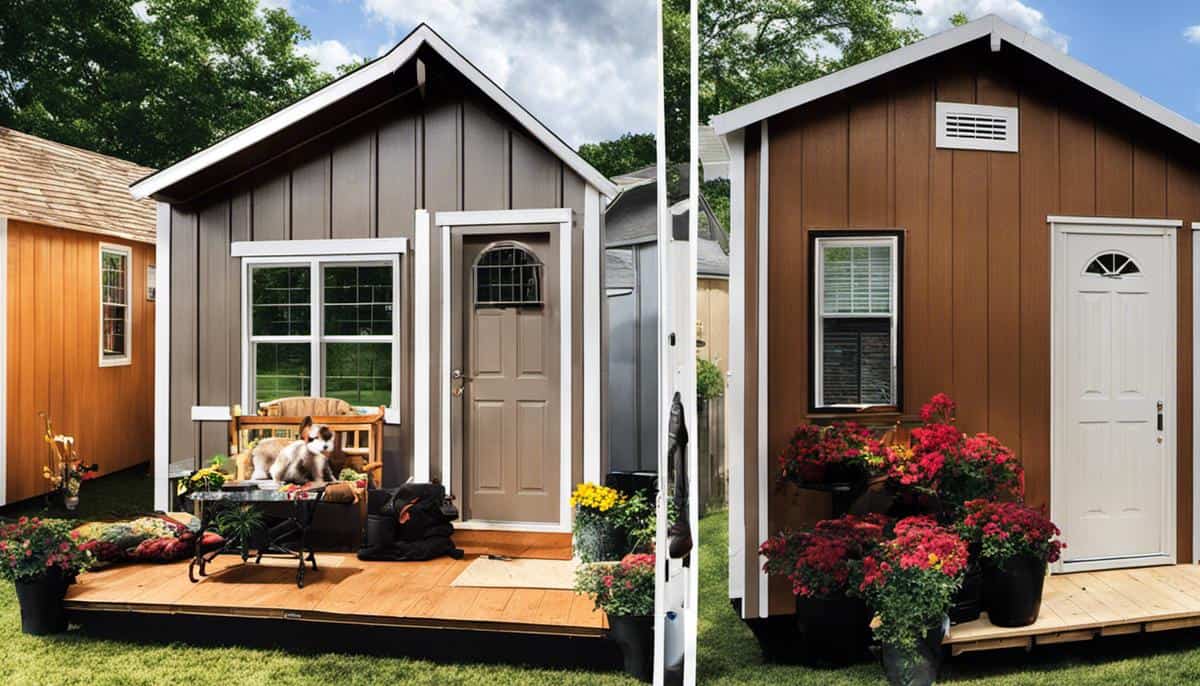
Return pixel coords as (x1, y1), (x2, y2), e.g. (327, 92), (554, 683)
(99, 244), (132, 366)
(247, 257), (399, 415)
(814, 236), (899, 408)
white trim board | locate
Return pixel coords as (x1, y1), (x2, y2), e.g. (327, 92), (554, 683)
(432, 208), (580, 534)
(131, 25), (617, 201)
(710, 15), (1200, 150)
(153, 203), (170, 512)
(725, 130), (746, 615)
(0, 216), (7, 506)
(583, 186), (602, 485)
(413, 210), (432, 483)
(1194, 222), (1200, 563)
(190, 406), (233, 422)
(756, 121), (770, 619)
(231, 238), (407, 258)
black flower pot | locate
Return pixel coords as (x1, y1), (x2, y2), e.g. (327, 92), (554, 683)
(575, 519), (628, 563)
(983, 555), (1047, 627)
(14, 567), (71, 635)
(881, 618), (946, 686)
(794, 594), (873, 666)
(607, 614), (653, 682)
(949, 557), (983, 625)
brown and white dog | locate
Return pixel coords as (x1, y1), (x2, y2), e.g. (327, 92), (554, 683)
(249, 416), (338, 485)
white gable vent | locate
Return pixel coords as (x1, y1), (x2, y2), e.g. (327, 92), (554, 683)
(936, 102), (1019, 152)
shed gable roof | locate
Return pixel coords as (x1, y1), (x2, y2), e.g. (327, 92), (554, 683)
(0, 127), (156, 243)
(132, 23), (617, 201)
(710, 15), (1200, 148)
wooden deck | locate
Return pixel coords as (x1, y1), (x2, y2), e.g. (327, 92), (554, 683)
(946, 564), (1200, 655)
(64, 548), (604, 638)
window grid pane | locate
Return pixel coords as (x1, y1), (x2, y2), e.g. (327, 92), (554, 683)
(252, 266), (311, 336)
(255, 342), (312, 404)
(101, 250), (128, 357)
(822, 317), (892, 405)
(822, 244), (892, 315)
(324, 265), (393, 335)
(324, 342), (392, 408)
(475, 245), (543, 307)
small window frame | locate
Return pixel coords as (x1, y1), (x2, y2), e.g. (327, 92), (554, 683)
(809, 231), (903, 412)
(99, 242), (133, 367)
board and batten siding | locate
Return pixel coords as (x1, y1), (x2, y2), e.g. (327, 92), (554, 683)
(165, 87), (591, 488)
(735, 43), (1200, 616)
(6, 220), (155, 503)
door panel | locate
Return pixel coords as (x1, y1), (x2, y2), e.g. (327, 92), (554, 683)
(1059, 232), (1171, 566)
(456, 233), (560, 524)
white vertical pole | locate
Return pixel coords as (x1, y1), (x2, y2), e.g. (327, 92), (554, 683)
(652, 0), (669, 680)
(414, 210), (431, 482)
(725, 130), (746, 614)
(756, 120), (770, 618)
(584, 186), (602, 485)
(154, 203), (171, 512)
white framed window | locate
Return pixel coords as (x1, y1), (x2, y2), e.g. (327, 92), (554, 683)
(99, 243), (132, 367)
(813, 235), (899, 409)
(243, 253), (401, 423)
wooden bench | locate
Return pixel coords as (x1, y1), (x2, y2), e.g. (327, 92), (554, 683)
(227, 404), (386, 487)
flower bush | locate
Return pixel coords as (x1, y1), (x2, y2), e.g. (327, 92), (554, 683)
(571, 482), (623, 515)
(575, 553), (656, 616)
(778, 421), (873, 484)
(957, 500), (1065, 564)
(0, 517), (92, 583)
(760, 514), (890, 598)
(854, 516), (968, 655)
(179, 466), (226, 496)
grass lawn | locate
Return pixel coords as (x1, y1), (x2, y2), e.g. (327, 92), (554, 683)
(0, 465), (156, 523)
(0, 469), (638, 686)
(698, 509), (1200, 685)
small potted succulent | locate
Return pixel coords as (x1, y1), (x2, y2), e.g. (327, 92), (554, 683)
(854, 516), (967, 686)
(576, 552), (656, 681)
(0, 517), (93, 635)
(958, 499), (1064, 627)
(571, 482), (629, 562)
(777, 421), (873, 487)
(760, 513), (889, 665)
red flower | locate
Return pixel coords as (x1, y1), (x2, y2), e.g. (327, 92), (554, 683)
(958, 500), (1064, 563)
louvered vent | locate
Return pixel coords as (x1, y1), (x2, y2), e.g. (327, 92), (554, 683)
(936, 102), (1019, 152)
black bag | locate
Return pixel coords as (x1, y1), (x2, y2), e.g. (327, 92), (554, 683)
(358, 483), (463, 562)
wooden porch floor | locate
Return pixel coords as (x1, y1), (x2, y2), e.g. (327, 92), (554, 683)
(946, 564), (1200, 655)
(64, 549), (604, 638)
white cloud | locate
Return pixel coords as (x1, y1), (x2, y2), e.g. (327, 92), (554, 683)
(906, 0), (1069, 53)
(361, 0), (657, 148)
(1185, 25), (1200, 44)
(298, 39), (362, 74)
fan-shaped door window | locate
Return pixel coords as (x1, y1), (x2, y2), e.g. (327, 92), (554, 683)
(474, 242), (544, 307)
(1085, 251), (1141, 278)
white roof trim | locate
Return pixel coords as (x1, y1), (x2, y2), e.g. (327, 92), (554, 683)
(132, 24), (617, 200)
(710, 15), (1200, 149)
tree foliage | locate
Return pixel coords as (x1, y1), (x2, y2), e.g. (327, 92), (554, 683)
(663, 0), (690, 165)
(701, 178), (730, 232)
(0, 0), (331, 168)
(578, 132), (657, 179)
(699, 0), (923, 120)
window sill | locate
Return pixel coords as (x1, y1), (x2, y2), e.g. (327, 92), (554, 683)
(806, 406), (906, 423)
(99, 357), (131, 368)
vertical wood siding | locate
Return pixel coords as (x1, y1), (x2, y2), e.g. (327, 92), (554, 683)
(744, 44), (1200, 614)
(6, 221), (155, 503)
(168, 83), (589, 487)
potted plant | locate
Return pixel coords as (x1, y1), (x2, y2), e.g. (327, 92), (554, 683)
(571, 482), (628, 562)
(778, 421), (873, 487)
(576, 552), (656, 681)
(760, 513), (889, 665)
(958, 499), (1064, 627)
(854, 516), (967, 686)
(0, 517), (93, 635)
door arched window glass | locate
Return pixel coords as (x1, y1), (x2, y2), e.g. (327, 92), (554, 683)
(474, 242), (543, 307)
(1084, 251), (1141, 278)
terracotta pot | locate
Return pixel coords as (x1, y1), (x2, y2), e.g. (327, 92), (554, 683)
(794, 593), (873, 666)
(982, 555), (1046, 627)
(607, 614), (653, 682)
(881, 617), (946, 686)
(14, 566), (71, 635)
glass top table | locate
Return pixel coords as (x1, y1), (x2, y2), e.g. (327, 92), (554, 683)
(183, 486), (324, 503)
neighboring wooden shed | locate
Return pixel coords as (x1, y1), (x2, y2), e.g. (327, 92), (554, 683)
(712, 15), (1200, 626)
(134, 25), (617, 533)
(0, 127), (156, 504)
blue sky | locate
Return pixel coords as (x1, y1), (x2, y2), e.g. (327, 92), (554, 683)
(269, 1), (1200, 146)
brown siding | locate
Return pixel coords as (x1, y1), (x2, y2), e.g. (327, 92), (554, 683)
(6, 221), (154, 503)
(750, 42), (1200, 613)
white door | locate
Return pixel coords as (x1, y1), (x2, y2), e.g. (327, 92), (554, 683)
(1053, 223), (1176, 572)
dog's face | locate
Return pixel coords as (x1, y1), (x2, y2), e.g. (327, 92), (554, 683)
(299, 417), (336, 457)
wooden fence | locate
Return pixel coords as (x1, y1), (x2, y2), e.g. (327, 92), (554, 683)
(697, 396), (726, 516)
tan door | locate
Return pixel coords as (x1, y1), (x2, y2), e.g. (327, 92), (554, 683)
(453, 233), (560, 524)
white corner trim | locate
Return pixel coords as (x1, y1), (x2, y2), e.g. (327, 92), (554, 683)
(435, 208), (571, 227)
(710, 15), (1200, 151)
(725, 130), (746, 615)
(0, 216), (7, 506)
(130, 25), (617, 200)
(558, 216), (573, 532)
(1195, 230), (1200, 562)
(1048, 216), (1183, 228)
(190, 406), (233, 422)
(440, 228), (451, 498)
(153, 204), (170, 512)
(413, 210), (431, 483)
(231, 237), (407, 258)
(98, 242), (134, 368)
(756, 120), (770, 620)
(583, 186), (601, 485)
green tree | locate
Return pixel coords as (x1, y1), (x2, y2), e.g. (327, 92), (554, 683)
(701, 178), (730, 232)
(578, 132), (657, 178)
(0, 0), (331, 168)
(950, 11), (970, 27)
(663, 0), (690, 165)
(699, 0), (923, 120)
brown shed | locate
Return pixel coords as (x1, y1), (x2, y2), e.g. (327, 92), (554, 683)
(0, 127), (157, 504)
(134, 24), (617, 533)
(712, 15), (1200, 624)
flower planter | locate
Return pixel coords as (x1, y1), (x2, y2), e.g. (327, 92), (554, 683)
(982, 555), (1046, 627)
(64, 495), (79, 511)
(949, 546), (983, 624)
(574, 519), (628, 563)
(881, 617), (946, 686)
(607, 614), (653, 682)
(794, 594), (873, 666)
(14, 567), (71, 635)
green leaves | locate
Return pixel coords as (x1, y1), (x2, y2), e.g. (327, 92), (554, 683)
(578, 132), (657, 179)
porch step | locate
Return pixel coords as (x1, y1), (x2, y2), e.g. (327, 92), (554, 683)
(453, 530), (573, 560)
